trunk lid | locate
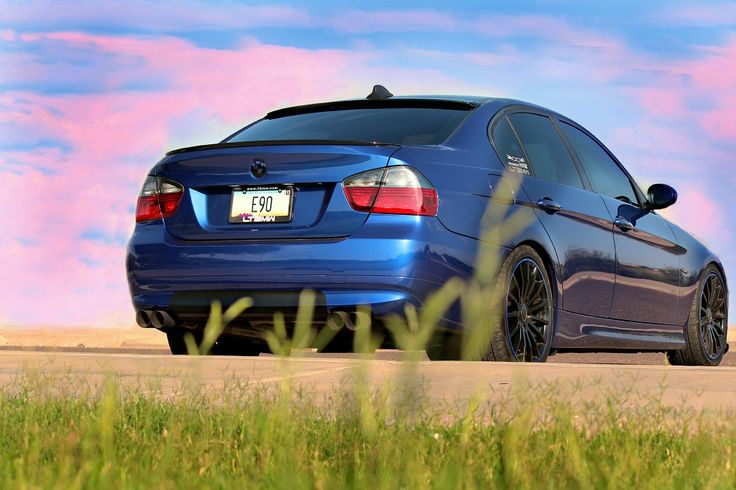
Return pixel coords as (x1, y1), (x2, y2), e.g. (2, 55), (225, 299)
(154, 143), (399, 240)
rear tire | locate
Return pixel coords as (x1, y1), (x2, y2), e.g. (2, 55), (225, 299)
(667, 265), (728, 366)
(165, 330), (262, 356)
(483, 245), (555, 362)
(166, 330), (196, 355)
(211, 335), (263, 356)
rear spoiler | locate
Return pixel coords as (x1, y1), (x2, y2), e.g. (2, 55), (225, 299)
(266, 98), (479, 119)
(165, 140), (399, 156)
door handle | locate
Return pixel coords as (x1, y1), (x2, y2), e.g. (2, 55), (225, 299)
(614, 216), (634, 231)
(536, 197), (562, 213)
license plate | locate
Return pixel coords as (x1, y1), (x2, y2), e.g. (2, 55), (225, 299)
(229, 186), (293, 223)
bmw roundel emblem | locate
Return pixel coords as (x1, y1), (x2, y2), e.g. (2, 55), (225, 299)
(251, 159), (267, 178)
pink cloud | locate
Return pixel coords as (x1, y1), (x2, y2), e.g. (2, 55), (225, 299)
(0, 33), (371, 326)
(659, 185), (728, 249)
(630, 88), (688, 118)
(2, 15), (735, 327)
(0, 30), (496, 326)
(627, 37), (736, 143)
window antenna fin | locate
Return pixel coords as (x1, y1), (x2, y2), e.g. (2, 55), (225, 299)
(366, 84), (393, 100)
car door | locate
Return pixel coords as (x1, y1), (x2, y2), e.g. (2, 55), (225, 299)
(492, 111), (617, 318)
(557, 120), (681, 325)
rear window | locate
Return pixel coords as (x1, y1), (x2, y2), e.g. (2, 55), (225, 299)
(226, 108), (470, 146)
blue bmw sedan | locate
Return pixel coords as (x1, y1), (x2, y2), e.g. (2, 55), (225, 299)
(127, 85), (728, 365)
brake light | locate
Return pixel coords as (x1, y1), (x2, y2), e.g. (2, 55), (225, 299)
(343, 166), (438, 216)
(135, 177), (184, 222)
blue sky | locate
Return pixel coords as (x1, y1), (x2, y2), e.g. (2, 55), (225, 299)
(1, 1), (735, 325)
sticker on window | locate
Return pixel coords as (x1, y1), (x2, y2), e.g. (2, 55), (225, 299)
(506, 154), (530, 175)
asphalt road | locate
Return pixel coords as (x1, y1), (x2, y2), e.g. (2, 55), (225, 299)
(1, 344), (733, 366)
(1, 350), (735, 413)
(551, 350), (736, 366)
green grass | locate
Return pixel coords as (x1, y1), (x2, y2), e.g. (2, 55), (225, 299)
(0, 372), (734, 489)
(5, 171), (730, 488)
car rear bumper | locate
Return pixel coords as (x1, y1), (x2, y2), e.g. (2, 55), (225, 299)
(127, 214), (487, 329)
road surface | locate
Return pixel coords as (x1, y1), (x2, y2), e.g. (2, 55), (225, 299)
(1, 350), (735, 413)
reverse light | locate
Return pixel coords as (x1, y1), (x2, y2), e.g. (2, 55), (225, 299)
(343, 166), (438, 217)
(135, 177), (184, 222)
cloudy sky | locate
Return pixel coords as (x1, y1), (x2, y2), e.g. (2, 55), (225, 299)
(1, 1), (735, 326)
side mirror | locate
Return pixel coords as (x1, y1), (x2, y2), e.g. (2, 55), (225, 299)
(647, 183), (677, 210)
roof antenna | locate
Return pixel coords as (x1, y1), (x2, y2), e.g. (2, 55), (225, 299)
(366, 84), (393, 100)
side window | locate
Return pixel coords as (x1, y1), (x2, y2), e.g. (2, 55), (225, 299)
(559, 122), (639, 205)
(508, 113), (584, 189)
(490, 116), (530, 175)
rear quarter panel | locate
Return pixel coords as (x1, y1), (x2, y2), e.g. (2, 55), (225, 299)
(388, 104), (564, 309)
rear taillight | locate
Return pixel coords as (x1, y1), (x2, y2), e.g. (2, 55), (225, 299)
(343, 166), (438, 217)
(135, 177), (184, 222)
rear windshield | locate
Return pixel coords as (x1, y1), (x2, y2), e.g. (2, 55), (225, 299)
(226, 108), (471, 146)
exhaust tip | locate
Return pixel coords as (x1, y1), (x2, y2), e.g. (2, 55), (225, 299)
(136, 310), (152, 328)
(326, 311), (349, 331)
(150, 310), (176, 329)
(347, 311), (371, 331)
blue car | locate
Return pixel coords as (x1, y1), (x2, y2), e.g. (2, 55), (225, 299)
(127, 85), (728, 365)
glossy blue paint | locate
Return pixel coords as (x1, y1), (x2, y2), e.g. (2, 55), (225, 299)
(126, 95), (727, 354)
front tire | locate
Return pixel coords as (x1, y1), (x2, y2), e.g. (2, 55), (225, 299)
(484, 245), (555, 362)
(668, 265), (728, 366)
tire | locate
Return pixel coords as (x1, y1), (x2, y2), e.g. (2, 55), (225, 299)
(165, 330), (262, 356)
(667, 265), (728, 366)
(211, 335), (263, 356)
(483, 245), (555, 362)
(166, 329), (196, 355)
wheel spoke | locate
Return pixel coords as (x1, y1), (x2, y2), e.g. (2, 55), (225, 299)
(510, 274), (521, 296)
(520, 266), (531, 301)
(528, 301), (547, 314)
(528, 315), (548, 326)
(714, 296), (725, 311)
(708, 280), (718, 309)
(710, 327), (719, 356)
(528, 279), (543, 302)
(703, 328), (712, 355)
(514, 324), (524, 354)
(524, 327), (536, 361)
(519, 327), (529, 361)
(529, 332), (542, 359)
(710, 328), (720, 355)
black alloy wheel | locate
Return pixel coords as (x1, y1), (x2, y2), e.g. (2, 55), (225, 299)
(668, 266), (728, 366)
(700, 272), (728, 361)
(485, 245), (554, 362)
(506, 258), (552, 361)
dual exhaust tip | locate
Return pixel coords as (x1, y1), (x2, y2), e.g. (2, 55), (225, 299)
(136, 309), (175, 329)
(326, 310), (370, 332)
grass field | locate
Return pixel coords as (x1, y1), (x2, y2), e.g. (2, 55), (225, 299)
(0, 368), (734, 490)
(3, 189), (730, 489)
